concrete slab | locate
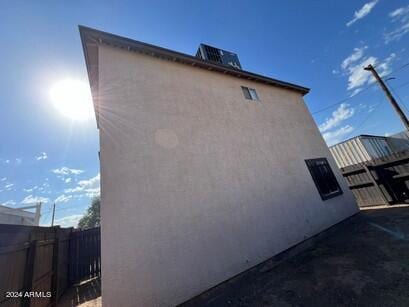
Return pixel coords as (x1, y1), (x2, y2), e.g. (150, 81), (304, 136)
(182, 205), (409, 306)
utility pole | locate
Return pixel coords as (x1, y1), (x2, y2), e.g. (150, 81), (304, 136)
(364, 64), (409, 131)
(51, 202), (56, 227)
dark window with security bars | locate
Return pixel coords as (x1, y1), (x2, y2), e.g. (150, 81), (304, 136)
(305, 158), (342, 200)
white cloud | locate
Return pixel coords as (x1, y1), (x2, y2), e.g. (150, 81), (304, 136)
(351, 88), (366, 97)
(368, 104), (376, 113)
(0, 177), (6, 181)
(375, 53), (396, 76)
(384, 5), (409, 44)
(5, 160), (10, 164)
(54, 214), (83, 228)
(322, 125), (354, 146)
(64, 178), (72, 183)
(23, 186), (38, 193)
(341, 46), (367, 70)
(385, 23), (409, 43)
(36, 152), (48, 160)
(389, 6), (409, 18)
(52, 167), (84, 176)
(21, 195), (49, 204)
(340, 47), (396, 93)
(15, 158), (22, 165)
(346, 56), (378, 90)
(64, 173), (100, 198)
(1, 200), (16, 207)
(3, 182), (14, 191)
(36, 182), (51, 195)
(319, 104), (355, 133)
(84, 188), (101, 198)
(346, 0), (378, 27)
(54, 194), (72, 203)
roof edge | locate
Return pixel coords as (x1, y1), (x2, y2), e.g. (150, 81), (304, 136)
(329, 134), (389, 148)
(79, 25), (310, 98)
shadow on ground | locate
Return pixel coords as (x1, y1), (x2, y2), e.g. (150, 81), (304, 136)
(58, 278), (101, 307)
(183, 206), (409, 307)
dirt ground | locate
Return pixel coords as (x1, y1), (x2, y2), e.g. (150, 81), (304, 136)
(58, 205), (409, 306)
(183, 205), (409, 307)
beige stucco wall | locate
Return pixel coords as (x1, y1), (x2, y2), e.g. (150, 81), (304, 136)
(97, 44), (358, 307)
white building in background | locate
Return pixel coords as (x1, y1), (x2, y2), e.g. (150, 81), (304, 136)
(387, 130), (409, 152)
(0, 203), (41, 226)
(80, 26), (358, 307)
(330, 132), (409, 168)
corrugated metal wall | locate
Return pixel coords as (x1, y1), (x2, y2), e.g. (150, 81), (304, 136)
(330, 136), (394, 168)
(360, 137), (392, 159)
(387, 131), (409, 152)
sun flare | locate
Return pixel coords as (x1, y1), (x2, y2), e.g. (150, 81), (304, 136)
(50, 79), (94, 121)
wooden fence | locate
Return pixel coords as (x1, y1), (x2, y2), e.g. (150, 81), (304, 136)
(0, 225), (100, 307)
(340, 150), (409, 207)
(69, 228), (101, 284)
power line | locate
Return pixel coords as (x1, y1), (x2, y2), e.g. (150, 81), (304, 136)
(387, 81), (409, 114)
(311, 83), (377, 115)
(341, 77), (409, 140)
(395, 80), (409, 90)
(364, 64), (409, 130)
(386, 62), (409, 75)
(344, 99), (385, 140)
(311, 62), (409, 115)
(40, 203), (82, 218)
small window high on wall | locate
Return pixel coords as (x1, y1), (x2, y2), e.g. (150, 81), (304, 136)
(305, 158), (342, 200)
(241, 86), (259, 101)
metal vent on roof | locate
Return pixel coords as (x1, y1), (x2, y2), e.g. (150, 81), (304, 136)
(196, 43), (242, 70)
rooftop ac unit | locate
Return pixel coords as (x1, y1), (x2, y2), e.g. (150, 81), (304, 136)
(196, 44), (242, 70)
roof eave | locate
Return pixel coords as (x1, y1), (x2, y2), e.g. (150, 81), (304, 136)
(79, 25), (310, 126)
(79, 26), (100, 127)
(80, 26), (309, 93)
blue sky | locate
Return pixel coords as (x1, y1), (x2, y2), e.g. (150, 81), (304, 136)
(1, 0), (409, 227)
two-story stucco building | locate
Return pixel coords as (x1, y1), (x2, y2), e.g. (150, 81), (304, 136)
(80, 26), (358, 307)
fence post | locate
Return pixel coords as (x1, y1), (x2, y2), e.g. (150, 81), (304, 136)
(22, 240), (37, 307)
(363, 164), (390, 205)
(68, 228), (76, 285)
(51, 227), (60, 306)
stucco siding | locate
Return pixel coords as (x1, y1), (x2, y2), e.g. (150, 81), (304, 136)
(97, 45), (358, 306)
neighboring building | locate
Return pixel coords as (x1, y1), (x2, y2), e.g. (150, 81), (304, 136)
(80, 26), (358, 307)
(330, 132), (409, 168)
(387, 130), (409, 153)
(0, 204), (41, 226)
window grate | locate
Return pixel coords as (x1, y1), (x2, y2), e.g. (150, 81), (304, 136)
(305, 158), (342, 200)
